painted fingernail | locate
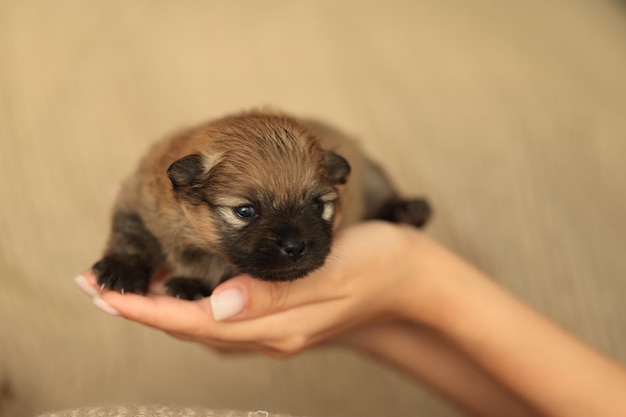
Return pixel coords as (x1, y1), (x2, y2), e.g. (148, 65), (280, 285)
(74, 274), (99, 297)
(93, 296), (120, 316)
(210, 287), (245, 321)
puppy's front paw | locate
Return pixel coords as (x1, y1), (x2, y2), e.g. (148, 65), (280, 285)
(92, 255), (151, 294)
(165, 277), (213, 300)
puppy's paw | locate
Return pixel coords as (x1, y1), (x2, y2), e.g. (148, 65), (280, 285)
(165, 277), (213, 300)
(92, 255), (151, 294)
(379, 198), (432, 228)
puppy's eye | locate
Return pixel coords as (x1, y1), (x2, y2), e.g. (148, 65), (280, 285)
(234, 205), (258, 219)
(311, 198), (324, 215)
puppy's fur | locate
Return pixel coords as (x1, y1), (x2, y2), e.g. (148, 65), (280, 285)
(93, 111), (430, 299)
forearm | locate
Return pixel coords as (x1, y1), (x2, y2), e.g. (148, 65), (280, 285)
(402, 236), (626, 417)
(341, 321), (537, 417)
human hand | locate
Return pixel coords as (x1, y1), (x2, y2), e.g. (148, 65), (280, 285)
(77, 221), (626, 417)
(77, 221), (450, 356)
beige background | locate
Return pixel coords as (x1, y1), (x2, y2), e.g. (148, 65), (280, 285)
(1, 1), (625, 416)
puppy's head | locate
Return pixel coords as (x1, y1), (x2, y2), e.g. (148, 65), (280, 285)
(166, 113), (350, 281)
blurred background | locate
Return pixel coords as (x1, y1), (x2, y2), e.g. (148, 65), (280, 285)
(1, 1), (625, 416)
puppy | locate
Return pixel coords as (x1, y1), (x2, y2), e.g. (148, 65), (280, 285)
(93, 111), (430, 299)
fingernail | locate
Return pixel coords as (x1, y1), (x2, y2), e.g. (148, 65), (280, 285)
(74, 274), (99, 297)
(93, 296), (120, 316)
(210, 287), (245, 321)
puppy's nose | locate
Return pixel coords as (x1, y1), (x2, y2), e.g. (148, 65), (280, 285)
(278, 238), (307, 261)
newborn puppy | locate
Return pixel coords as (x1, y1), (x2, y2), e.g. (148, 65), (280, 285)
(93, 111), (430, 299)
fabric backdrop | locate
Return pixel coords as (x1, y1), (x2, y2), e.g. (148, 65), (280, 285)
(1, 1), (625, 416)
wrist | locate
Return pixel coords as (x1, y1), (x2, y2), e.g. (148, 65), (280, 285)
(391, 229), (491, 330)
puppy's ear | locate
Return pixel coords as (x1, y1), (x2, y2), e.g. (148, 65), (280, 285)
(167, 153), (221, 203)
(167, 154), (208, 188)
(325, 151), (351, 184)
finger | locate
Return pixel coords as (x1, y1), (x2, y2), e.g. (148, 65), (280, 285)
(210, 258), (350, 322)
(96, 287), (320, 343)
(75, 273), (100, 297)
(98, 290), (320, 344)
(165, 331), (288, 357)
(99, 291), (216, 335)
(78, 270), (171, 296)
(97, 277), (360, 349)
(203, 294), (357, 345)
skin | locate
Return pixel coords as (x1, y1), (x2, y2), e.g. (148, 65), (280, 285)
(78, 222), (626, 417)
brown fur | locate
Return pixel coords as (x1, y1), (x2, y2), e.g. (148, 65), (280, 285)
(93, 110), (430, 299)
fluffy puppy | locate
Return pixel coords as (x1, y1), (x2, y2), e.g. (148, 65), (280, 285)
(93, 111), (430, 299)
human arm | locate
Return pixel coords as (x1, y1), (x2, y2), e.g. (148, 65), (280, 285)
(78, 222), (626, 417)
(400, 241), (626, 417)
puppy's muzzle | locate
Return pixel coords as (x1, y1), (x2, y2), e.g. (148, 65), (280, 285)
(277, 237), (307, 262)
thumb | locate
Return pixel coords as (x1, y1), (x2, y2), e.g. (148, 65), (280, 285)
(209, 273), (335, 321)
(209, 275), (294, 321)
